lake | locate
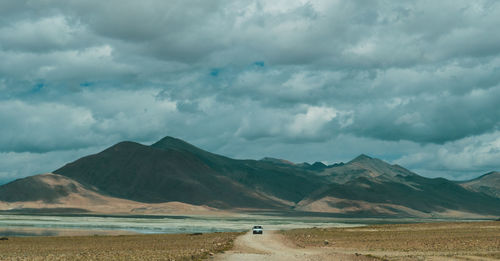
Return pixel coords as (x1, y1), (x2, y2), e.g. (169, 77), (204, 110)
(0, 214), (363, 236)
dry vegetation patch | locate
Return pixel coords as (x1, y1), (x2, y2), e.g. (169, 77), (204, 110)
(280, 221), (500, 260)
(0, 232), (243, 260)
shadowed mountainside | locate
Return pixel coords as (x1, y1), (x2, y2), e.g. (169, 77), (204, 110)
(52, 137), (322, 209)
(1, 136), (499, 217)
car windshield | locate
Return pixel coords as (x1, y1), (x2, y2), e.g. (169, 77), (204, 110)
(253, 226), (262, 229)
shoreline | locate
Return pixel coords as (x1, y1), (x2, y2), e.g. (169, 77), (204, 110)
(1, 212), (496, 237)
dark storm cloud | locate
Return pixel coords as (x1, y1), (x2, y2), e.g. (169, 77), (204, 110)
(349, 85), (500, 144)
(1, 0), (500, 182)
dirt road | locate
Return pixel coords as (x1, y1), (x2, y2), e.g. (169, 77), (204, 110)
(215, 230), (376, 261)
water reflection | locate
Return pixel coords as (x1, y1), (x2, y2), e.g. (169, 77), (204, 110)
(0, 214), (362, 236)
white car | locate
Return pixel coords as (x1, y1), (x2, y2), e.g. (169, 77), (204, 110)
(252, 225), (263, 234)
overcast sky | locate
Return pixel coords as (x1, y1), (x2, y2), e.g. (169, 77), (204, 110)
(1, 0), (500, 184)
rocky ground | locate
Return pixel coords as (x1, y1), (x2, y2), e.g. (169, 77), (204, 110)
(0, 232), (242, 260)
(280, 221), (500, 260)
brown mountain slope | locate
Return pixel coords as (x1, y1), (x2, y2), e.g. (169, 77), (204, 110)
(0, 173), (98, 203)
(459, 171), (500, 198)
(296, 157), (500, 217)
(0, 173), (215, 215)
(317, 154), (418, 184)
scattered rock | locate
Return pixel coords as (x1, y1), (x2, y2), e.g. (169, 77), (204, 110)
(323, 240), (329, 245)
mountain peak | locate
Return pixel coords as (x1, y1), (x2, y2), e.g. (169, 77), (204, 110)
(150, 136), (235, 169)
(460, 171), (500, 198)
(336, 154), (418, 180)
(350, 154), (373, 163)
(485, 171), (500, 176)
(260, 157), (295, 165)
(476, 171), (500, 181)
(312, 161), (327, 168)
(152, 136), (187, 146)
(464, 171), (500, 182)
(151, 136), (199, 152)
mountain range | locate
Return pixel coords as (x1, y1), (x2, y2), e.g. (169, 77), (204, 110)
(1, 136), (499, 218)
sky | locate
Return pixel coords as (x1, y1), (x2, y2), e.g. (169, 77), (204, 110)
(1, 0), (500, 184)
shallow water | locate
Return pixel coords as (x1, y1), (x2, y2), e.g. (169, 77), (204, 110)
(1, 214), (481, 237)
(0, 214), (362, 236)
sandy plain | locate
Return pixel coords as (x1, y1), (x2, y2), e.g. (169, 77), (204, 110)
(0, 221), (498, 260)
(0, 232), (242, 261)
(279, 221), (500, 260)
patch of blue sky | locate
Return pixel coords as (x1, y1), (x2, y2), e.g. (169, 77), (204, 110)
(254, 61), (265, 67)
(210, 68), (220, 77)
(32, 83), (45, 93)
(80, 82), (94, 87)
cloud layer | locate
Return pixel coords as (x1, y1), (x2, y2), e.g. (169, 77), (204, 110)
(1, 0), (500, 183)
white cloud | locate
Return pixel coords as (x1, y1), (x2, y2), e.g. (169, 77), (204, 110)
(0, 0), (500, 183)
(0, 147), (105, 185)
(288, 106), (337, 137)
(394, 131), (500, 179)
(0, 89), (177, 153)
(0, 16), (78, 52)
(0, 79), (5, 90)
(395, 112), (422, 125)
(0, 100), (97, 152)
